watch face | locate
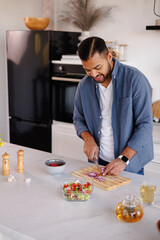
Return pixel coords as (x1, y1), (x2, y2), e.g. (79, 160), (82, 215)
(121, 155), (129, 162)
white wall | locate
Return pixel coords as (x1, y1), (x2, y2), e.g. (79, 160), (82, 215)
(54, 0), (160, 103)
(0, 0), (42, 141)
(0, 0), (160, 141)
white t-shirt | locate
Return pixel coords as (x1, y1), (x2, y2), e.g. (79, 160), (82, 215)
(99, 81), (114, 162)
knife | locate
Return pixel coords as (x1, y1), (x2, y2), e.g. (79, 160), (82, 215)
(94, 156), (102, 174)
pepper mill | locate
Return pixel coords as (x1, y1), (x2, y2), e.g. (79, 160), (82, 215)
(17, 150), (24, 173)
(2, 152), (10, 176)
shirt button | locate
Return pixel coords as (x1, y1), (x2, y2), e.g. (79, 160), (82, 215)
(98, 131), (101, 134)
(100, 116), (102, 118)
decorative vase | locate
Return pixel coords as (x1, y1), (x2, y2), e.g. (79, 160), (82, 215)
(78, 31), (90, 42)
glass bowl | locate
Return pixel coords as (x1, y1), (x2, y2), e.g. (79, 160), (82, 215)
(61, 178), (93, 201)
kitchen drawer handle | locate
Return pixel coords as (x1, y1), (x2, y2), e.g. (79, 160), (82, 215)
(52, 77), (81, 83)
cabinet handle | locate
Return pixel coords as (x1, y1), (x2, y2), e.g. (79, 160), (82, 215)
(52, 77), (80, 83)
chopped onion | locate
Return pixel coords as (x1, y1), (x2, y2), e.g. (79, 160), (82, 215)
(88, 172), (98, 177)
(101, 167), (105, 173)
(95, 176), (105, 182)
(84, 171), (105, 182)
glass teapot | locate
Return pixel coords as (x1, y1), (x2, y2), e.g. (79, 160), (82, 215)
(115, 194), (144, 223)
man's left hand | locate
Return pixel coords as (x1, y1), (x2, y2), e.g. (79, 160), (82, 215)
(102, 158), (126, 176)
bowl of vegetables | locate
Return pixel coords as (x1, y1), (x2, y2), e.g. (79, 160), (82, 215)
(62, 178), (93, 201)
(45, 159), (66, 175)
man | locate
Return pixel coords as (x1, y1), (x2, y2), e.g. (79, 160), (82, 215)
(73, 36), (153, 176)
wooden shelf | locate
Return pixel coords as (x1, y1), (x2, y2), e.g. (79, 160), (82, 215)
(146, 25), (160, 30)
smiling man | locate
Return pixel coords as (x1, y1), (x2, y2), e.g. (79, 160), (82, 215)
(73, 36), (153, 176)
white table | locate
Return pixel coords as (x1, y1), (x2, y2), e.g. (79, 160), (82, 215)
(0, 142), (160, 240)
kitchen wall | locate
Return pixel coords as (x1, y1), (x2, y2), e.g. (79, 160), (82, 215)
(0, 0), (160, 141)
(55, 0), (160, 102)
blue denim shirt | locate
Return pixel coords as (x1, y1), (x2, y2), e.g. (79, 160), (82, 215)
(73, 58), (154, 173)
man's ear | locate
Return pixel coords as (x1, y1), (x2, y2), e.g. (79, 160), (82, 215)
(107, 51), (113, 60)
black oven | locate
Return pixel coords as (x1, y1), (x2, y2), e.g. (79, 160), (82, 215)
(52, 63), (85, 123)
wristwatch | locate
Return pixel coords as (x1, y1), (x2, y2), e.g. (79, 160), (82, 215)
(118, 155), (130, 165)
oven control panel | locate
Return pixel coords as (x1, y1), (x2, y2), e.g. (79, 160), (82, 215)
(52, 62), (85, 77)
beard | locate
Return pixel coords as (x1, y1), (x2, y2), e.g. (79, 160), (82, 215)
(93, 61), (112, 84)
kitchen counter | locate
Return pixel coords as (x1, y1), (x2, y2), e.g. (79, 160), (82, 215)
(0, 142), (160, 240)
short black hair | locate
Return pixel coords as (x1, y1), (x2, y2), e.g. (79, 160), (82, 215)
(78, 36), (108, 61)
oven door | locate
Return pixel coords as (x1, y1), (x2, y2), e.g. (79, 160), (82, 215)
(52, 77), (80, 123)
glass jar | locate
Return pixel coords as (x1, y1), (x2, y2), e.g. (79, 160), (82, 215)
(111, 40), (120, 60)
(115, 194), (144, 223)
(140, 181), (156, 205)
(119, 44), (127, 61)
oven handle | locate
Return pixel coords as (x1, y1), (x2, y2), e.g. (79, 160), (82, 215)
(52, 76), (81, 83)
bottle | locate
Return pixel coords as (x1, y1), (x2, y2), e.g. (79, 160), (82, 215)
(17, 150), (24, 173)
(2, 152), (10, 176)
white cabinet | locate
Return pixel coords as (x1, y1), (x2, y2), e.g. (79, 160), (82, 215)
(52, 121), (87, 162)
(144, 123), (160, 178)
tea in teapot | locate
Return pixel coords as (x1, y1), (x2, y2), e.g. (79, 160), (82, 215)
(115, 194), (143, 223)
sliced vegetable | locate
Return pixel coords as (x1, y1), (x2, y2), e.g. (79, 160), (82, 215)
(85, 170), (106, 182)
(95, 176), (105, 182)
(101, 167), (105, 173)
(88, 172), (98, 177)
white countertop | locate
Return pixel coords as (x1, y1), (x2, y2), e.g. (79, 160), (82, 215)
(0, 142), (160, 240)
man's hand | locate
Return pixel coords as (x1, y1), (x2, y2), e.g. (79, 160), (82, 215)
(81, 131), (99, 161)
(83, 138), (99, 161)
(102, 146), (136, 175)
(102, 158), (127, 176)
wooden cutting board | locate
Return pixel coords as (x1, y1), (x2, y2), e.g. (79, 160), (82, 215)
(72, 165), (131, 191)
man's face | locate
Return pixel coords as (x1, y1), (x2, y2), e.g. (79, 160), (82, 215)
(81, 52), (113, 84)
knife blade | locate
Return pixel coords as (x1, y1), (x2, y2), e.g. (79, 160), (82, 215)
(94, 156), (102, 174)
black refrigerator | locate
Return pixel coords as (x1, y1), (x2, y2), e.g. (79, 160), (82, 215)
(6, 30), (80, 152)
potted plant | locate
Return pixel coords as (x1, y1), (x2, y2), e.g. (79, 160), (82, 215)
(59, 0), (114, 40)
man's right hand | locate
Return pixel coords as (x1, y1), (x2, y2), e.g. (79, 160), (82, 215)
(81, 131), (99, 161)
